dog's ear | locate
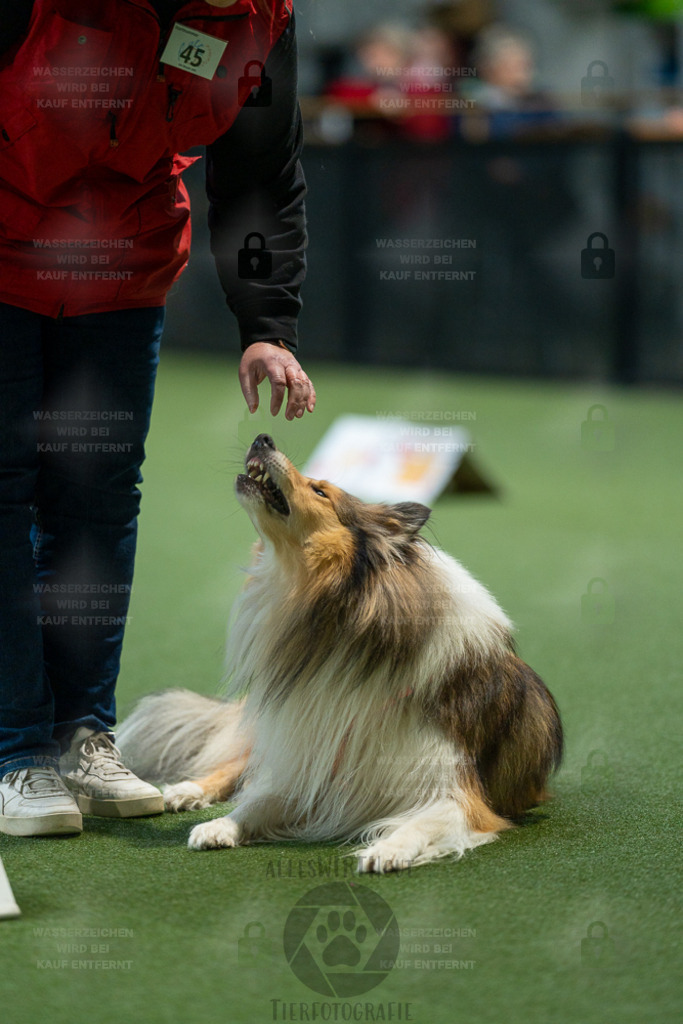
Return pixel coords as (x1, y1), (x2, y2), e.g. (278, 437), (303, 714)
(387, 502), (431, 536)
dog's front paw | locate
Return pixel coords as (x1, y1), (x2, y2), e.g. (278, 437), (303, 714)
(188, 816), (241, 851)
(356, 838), (416, 874)
(163, 781), (210, 812)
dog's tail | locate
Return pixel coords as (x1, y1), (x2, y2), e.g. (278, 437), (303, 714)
(115, 690), (247, 785)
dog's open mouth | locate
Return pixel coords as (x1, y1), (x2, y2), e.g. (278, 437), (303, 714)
(236, 456), (290, 516)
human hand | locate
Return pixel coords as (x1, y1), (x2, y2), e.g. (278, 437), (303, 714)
(239, 342), (316, 420)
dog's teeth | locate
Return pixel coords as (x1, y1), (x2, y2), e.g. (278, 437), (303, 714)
(245, 458), (268, 484)
(263, 471), (270, 483)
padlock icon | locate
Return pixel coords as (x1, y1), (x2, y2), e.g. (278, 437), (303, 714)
(581, 61), (614, 106)
(581, 233), (615, 279)
(238, 232), (272, 279)
(581, 578), (615, 625)
(581, 750), (614, 789)
(237, 922), (270, 968)
(580, 405), (615, 451)
(238, 60), (272, 107)
(581, 922), (615, 966)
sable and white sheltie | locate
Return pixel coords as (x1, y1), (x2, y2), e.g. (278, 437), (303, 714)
(117, 433), (563, 872)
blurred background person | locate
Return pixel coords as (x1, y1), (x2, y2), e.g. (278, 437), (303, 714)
(400, 24), (459, 142)
(466, 24), (561, 138)
(324, 20), (458, 143)
(324, 22), (413, 141)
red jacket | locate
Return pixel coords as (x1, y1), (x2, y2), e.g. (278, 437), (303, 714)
(0, 0), (292, 318)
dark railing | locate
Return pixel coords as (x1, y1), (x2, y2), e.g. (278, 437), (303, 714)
(162, 121), (683, 386)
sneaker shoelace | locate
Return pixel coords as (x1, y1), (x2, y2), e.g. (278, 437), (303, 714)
(81, 734), (131, 776)
(4, 767), (67, 796)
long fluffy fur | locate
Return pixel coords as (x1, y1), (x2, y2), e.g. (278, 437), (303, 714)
(117, 691), (247, 786)
(117, 435), (563, 871)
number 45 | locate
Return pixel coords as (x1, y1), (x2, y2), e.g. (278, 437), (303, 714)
(179, 43), (205, 68)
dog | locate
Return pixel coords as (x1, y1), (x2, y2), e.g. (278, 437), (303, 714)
(117, 432), (563, 872)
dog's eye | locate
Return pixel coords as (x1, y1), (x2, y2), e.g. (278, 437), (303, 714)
(310, 485), (327, 498)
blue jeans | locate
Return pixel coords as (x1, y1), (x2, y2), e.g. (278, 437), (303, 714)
(0, 303), (164, 778)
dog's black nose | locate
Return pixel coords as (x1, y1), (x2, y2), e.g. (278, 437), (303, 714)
(253, 433), (276, 451)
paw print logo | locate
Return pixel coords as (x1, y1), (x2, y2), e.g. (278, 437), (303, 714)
(283, 882), (399, 997)
(317, 910), (367, 967)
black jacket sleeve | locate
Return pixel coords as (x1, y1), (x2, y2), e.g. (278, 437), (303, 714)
(0, 0), (32, 57)
(205, 11), (307, 354)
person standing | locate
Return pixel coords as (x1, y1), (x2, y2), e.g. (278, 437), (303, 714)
(0, 0), (315, 837)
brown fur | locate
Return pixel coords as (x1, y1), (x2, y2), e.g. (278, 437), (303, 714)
(458, 768), (513, 834)
(430, 650), (563, 818)
(245, 453), (441, 701)
(189, 753), (251, 804)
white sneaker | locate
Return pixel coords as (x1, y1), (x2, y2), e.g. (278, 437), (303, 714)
(0, 767), (83, 837)
(60, 728), (164, 818)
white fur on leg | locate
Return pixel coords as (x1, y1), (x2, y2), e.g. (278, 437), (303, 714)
(355, 799), (499, 873)
(357, 834), (425, 874)
(163, 781), (209, 812)
(188, 815), (241, 851)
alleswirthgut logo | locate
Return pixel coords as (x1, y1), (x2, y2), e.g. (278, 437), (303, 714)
(283, 882), (399, 997)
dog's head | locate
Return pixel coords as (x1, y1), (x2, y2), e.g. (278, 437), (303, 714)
(236, 434), (431, 577)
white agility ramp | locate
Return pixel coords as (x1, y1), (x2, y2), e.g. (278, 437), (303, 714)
(0, 856), (21, 918)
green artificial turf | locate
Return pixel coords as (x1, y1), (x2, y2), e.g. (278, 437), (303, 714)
(2, 353), (681, 1024)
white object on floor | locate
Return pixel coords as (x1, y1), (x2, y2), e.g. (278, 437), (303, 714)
(0, 856), (21, 918)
